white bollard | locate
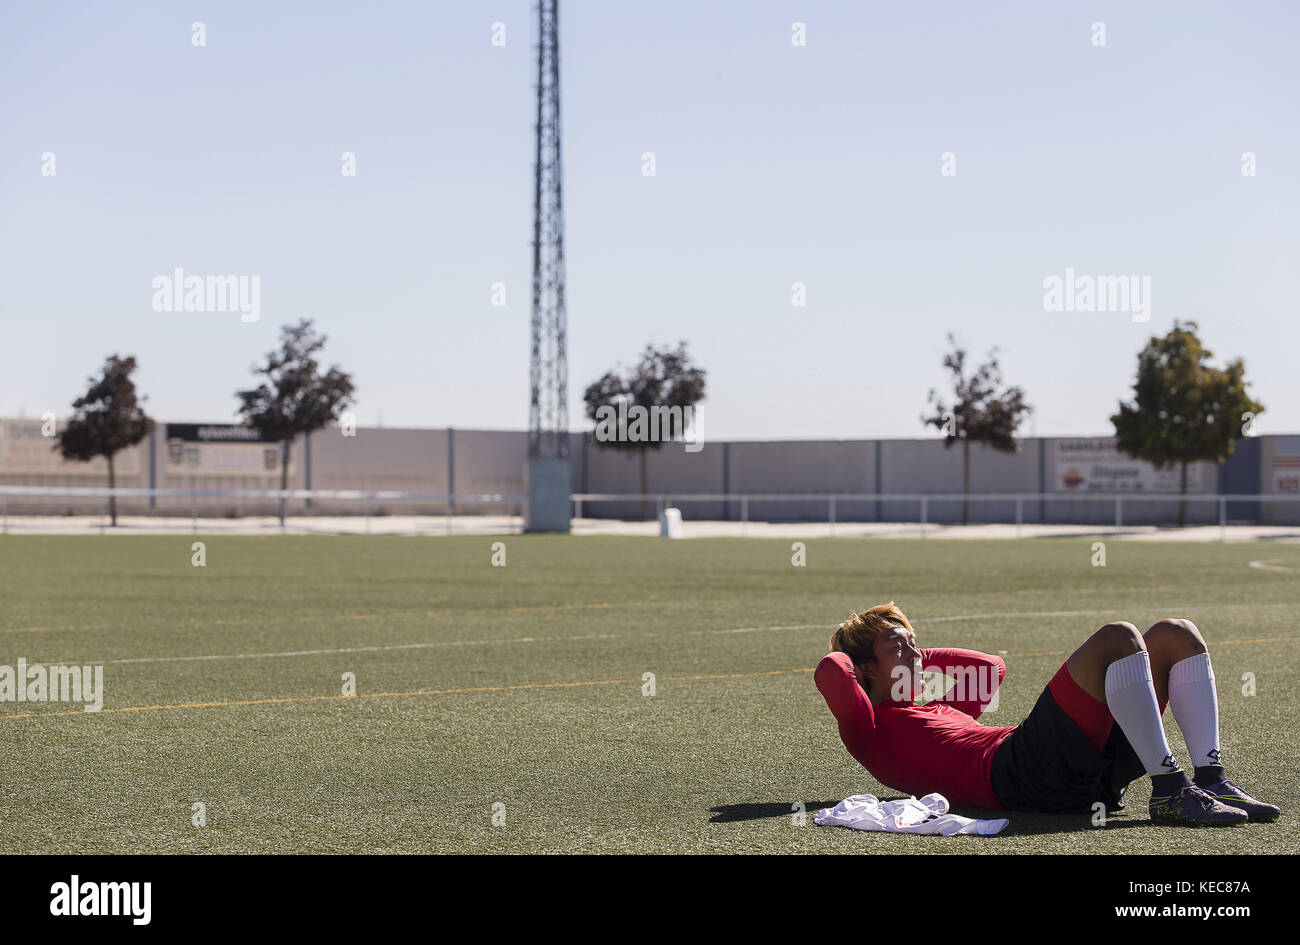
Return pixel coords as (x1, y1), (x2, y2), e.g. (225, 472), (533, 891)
(659, 507), (684, 539)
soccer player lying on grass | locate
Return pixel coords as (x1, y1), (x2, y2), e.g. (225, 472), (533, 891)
(815, 602), (1280, 826)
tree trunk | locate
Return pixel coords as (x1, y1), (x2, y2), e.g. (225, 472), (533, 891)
(639, 448), (649, 521)
(108, 454), (117, 527)
(962, 438), (971, 526)
(280, 440), (291, 528)
(1179, 460), (1188, 527)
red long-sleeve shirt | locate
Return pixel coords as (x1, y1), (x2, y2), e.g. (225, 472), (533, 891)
(815, 647), (1015, 809)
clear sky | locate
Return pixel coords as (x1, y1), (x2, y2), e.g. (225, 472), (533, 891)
(2, 0), (1296, 439)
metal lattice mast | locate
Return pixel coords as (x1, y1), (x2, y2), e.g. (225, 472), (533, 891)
(528, 0), (568, 460)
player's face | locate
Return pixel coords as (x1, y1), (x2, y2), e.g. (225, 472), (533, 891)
(873, 624), (924, 701)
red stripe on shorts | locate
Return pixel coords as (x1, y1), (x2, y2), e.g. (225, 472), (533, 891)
(1048, 660), (1169, 755)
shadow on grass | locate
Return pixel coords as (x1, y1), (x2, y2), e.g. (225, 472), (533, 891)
(962, 808), (1150, 835)
(711, 798), (1150, 833)
(709, 801), (844, 824)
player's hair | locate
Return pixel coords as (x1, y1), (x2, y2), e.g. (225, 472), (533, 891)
(829, 602), (915, 667)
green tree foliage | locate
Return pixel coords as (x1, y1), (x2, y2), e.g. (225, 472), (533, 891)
(237, 319), (356, 526)
(1111, 320), (1263, 525)
(58, 354), (154, 526)
(583, 342), (706, 520)
(922, 335), (1032, 525)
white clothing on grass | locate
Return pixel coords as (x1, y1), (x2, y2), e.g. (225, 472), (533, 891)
(814, 792), (1009, 836)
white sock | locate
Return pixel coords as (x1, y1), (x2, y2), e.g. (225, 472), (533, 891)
(1104, 651), (1179, 776)
(1168, 653), (1221, 768)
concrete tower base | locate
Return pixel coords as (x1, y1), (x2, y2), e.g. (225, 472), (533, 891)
(524, 457), (571, 533)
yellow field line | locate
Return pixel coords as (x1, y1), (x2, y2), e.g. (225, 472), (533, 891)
(0, 668), (816, 721)
(0, 625), (99, 635)
(3, 636), (1296, 722)
(990, 635), (1300, 659)
(1213, 636), (1300, 645)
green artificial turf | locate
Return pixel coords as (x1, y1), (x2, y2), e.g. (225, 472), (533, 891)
(0, 534), (1294, 853)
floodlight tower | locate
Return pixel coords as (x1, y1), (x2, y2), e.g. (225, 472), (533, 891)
(524, 0), (572, 532)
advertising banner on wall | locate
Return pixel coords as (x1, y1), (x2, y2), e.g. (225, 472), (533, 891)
(1271, 455), (1300, 494)
(1053, 437), (1201, 493)
(164, 423), (288, 477)
(0, 418), (142, 476)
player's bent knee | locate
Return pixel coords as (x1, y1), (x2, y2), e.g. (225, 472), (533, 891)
(1094, 621), (1144, 657)
(1146, 617), (1208, 653)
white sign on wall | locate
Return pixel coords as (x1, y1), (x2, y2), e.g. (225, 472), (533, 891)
(0, 419), (143, 477)
(164, 424), (287, 478)
(1272, 456), (1300, 494)
(1054, 437), (1201, 493)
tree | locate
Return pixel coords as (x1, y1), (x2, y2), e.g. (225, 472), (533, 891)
(58, 354), (154, 527)
(583, 342), (706, 520)
(237, 319), (356, 526)
(922, 335), (1032, 525)
(1111, 320), (1263, 526)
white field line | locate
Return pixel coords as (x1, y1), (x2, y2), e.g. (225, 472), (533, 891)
(692, 623), (826, 635)
(62, 632), (623, 666)
(702, 610), (1103, 634)
(48, 601), (1300, 667)
(1248, 559), (1300, 573)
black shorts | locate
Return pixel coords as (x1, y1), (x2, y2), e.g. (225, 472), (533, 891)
(990, 663), (1147, 813)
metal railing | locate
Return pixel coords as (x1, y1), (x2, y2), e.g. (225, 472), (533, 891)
(2, 486), (1297, 539)
(0, 486), (526, 535)
(571, 491), (1300, 540)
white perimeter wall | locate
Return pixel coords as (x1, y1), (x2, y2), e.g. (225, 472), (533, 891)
(2, 419), (1292, 524)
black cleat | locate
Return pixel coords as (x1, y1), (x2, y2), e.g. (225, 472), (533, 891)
(1149, 784), (1248, 827)
(1194, 777), (1281, 823)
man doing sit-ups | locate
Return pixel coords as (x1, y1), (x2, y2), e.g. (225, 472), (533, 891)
(814, 602), (1280, 825)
